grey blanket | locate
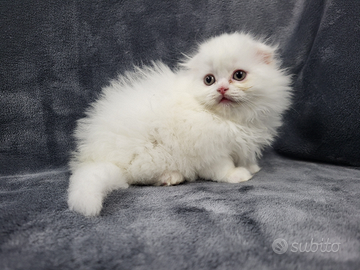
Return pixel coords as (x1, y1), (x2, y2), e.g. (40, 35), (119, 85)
(1, 152), (360, 269)
(1, 0), (360, 269)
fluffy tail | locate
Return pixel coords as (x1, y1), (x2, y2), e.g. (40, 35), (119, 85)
(67, 162), (128, 216)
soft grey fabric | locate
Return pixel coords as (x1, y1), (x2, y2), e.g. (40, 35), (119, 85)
(274, 0), (360, 166)
(1, 152), (359, 269)
(2, 0), (359, 175)
(1, 1), (360, 269)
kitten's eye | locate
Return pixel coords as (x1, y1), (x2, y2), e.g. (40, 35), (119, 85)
(233, 70), (247, 81)
(204, 74), (216, 86)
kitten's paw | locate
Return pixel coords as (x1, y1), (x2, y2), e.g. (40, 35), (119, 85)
(225, 167), (252, 183)
(157, 171), (184, 186)
(68, 189), (103, 216)
(248, 164), (261, 174)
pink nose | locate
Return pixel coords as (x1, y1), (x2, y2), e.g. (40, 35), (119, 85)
(217, 87), (229, 95)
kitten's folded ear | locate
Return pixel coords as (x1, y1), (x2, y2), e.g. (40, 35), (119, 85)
(255, 43), (277, 65)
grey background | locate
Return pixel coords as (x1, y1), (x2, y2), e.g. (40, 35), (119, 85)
(2, 0), (359, 175)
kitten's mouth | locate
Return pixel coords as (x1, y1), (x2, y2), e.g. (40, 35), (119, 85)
(219, 96), (234, 104)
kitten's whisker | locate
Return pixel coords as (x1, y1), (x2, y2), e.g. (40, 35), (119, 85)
(180, 52), (191, 60)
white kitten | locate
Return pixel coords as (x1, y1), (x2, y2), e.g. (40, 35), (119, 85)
(68, 32), (292, 216)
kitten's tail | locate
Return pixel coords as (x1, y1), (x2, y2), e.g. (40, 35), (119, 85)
(67, 162), (128, 216)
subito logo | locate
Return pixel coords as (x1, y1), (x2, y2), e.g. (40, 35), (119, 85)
(272, 238), (288, 254)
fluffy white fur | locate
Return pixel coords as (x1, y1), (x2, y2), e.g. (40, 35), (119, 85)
(68, 33), (292, 216)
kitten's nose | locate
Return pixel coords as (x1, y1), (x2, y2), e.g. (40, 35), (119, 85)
(217, 86), (229, 95)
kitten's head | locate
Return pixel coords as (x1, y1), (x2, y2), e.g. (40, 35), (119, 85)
(181, 33), (291, 121)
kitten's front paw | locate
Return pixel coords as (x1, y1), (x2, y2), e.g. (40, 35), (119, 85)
(68, 189), (103, 217)
(157, 171), (184, 186)
(225, 167), (252, 183)
(248, 164), (261, 174)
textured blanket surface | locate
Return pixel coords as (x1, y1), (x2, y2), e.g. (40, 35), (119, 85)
(1, 152), (359, 270)
(274, 0), (360, 166)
